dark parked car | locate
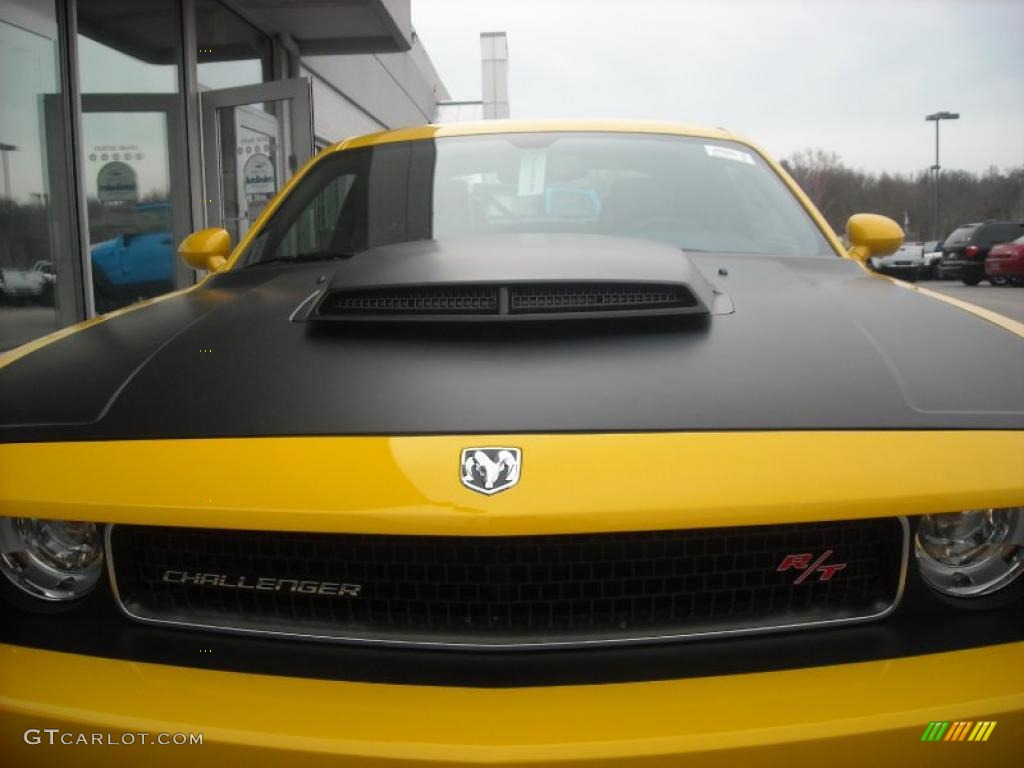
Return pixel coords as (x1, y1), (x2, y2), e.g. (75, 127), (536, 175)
(940, 220), (1024, 285)
(986, 235), (1024, 286)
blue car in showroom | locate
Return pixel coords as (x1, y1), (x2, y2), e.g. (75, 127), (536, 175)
(89, 203), (174, 312)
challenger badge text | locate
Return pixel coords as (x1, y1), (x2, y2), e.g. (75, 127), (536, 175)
(161, 570), (362, 597)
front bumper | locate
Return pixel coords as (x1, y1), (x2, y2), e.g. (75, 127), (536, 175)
(2, 642), (1022, 766)
(941, 260), (985, 279)
(878, 264), (922, 277)
(987, 259), (1024, 278)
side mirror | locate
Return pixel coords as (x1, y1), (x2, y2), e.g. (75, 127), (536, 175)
(845, 214), (904, 262)
(178, 228), (232, 273)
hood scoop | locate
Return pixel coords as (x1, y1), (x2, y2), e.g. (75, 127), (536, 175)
(307, 281), (703, 322)
(294, 235), (725, 323)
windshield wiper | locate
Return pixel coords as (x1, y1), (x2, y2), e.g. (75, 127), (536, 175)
(249, 250), (358, 267)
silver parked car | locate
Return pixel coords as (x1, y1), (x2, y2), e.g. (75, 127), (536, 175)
(871, 243), (925, 280)
(921, 240), (943, 279)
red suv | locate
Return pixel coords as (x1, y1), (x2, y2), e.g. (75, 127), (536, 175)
(940, 220), (1024, 285)
(986, 235), (1024, 285)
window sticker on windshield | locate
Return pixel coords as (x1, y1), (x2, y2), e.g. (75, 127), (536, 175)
(704, 145), (755, 165)
(517, 150), (547, 196)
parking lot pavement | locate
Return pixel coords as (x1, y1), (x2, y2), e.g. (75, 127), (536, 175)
(922, 282), (1024, 324)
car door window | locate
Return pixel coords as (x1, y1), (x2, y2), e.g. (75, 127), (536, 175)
(278, 173), (356, 257)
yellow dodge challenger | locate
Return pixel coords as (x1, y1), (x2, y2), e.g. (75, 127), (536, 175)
(1, 120), (1023, 766)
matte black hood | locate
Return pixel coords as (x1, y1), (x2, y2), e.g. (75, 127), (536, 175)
(314, 235), (714, 292)
(1, 234), (1022, 442)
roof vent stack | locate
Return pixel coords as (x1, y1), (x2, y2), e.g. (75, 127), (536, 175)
(481, 31), (510, 119)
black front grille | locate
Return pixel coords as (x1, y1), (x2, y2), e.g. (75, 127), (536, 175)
(510, 283), (695, 314)
(321, 287), (499, 315)
(108, 518), (905, 648)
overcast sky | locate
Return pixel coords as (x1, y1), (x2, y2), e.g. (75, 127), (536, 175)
(412, 0), (1024, 175)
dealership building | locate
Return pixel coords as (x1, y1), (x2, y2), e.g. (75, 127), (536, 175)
(0, 0), (457, 350)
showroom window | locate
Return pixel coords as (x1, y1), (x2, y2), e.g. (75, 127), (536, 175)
(195, 0), (272, 92)
(0, 0), (79, 351)
(75, 0), (190, 314)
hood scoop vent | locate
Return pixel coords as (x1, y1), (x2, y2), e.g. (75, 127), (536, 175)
(307, 281), (704, 323)
(325, 286), (500, 316)
(510, 283), (695, 314)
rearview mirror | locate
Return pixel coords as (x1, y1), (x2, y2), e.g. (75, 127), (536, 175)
(178, 228), (232, 273)
(845, 214), (904, 262)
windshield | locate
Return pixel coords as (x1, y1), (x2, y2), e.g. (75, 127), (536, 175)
(242, 132), (833, 266)
(944, 225), (980, 246)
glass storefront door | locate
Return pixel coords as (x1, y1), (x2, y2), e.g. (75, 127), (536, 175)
(2, 0), (314, 349)
(77, 95), (190, 313)
(200, 78), (313, 246)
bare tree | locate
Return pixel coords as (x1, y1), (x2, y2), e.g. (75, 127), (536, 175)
(781, 150), (1024, 241)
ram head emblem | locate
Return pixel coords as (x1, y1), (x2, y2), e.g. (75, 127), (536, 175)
(460, 447), (521, 495)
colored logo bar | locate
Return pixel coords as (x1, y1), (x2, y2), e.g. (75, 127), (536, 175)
(921, 721), (996, 742)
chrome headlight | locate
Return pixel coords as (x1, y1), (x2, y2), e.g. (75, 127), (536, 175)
(915, 508), (1024, 597)
(0, 517), (104, 601)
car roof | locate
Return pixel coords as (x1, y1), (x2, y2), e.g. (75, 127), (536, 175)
(332, 119), (739, 152)
(956, 220), (1024, 228)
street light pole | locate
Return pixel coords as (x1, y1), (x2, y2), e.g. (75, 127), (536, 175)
(924, 112), (959, 239)
(0, 142), (17, 201)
